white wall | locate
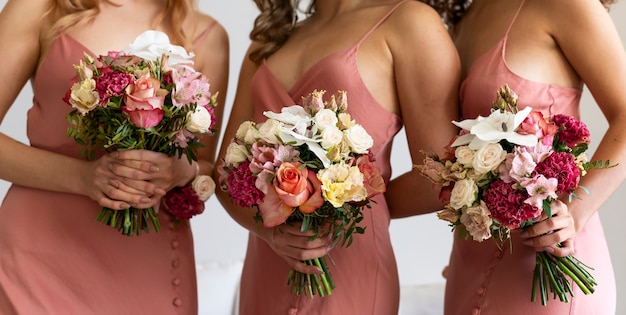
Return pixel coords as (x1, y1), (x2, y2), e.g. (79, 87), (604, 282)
(1, 1), (625, 314)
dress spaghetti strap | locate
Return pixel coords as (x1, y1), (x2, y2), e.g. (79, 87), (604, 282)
(192, 20), (218, 51)
(503, 0), (526, 40)
(355, 0), (410, 47)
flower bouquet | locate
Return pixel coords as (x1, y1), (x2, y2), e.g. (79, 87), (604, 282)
(218, 90), (386, 297)
(415, 84), (615, 305)
(65, 30), (218, 236)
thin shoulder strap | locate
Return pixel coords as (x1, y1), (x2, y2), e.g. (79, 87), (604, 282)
(355, 0), (410, 46)
(504, 0), (526, 39)
(192, 20), (218, 51)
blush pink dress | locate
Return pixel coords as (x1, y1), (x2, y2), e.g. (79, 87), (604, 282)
(0, 24), (216, 315)
(444, 1), (617, 314)
(236, 2), (407, 314)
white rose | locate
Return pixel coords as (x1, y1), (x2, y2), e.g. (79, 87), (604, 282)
(320, 126), (344, 149)
(235, 121), (259, 144)
(186, 106), (212, 133)
(224, 142), (249, 167)
(455, 146), (475, 167)
(191, 175), (216, 202)
(344, 125), (373, 154)
(257, 119), (282, 145)
(472, 143), (507, 174)
(313, 108), (338, 131)
(124, 30), (195, 66)
(449, 178), (478, 210)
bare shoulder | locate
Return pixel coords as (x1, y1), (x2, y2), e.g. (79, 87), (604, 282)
(525, 0), (610, 24)
(385, 0), (445, 30)
(0, 0), (51, 34)
(185, 11), (228, 47)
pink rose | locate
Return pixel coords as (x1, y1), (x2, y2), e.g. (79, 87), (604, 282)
(356, 155), (386, 197)
(257, 162), (324, 227)
(123, 77), (168, 128)
(518, 111), (558, 146)
(418, 156), (447, 184)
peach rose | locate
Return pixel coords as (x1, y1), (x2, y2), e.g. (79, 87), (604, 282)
(123, 76), (168, 128)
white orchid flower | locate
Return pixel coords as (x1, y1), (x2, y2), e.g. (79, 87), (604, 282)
(124, 30), (195, 66)
(263, 105), (331, 167)
(452, 107), (538, 150)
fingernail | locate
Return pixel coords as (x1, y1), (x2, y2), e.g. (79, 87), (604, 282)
(111, 151), (119, 158)
(544, 247), (555, 254)
(520, 231), (529, 238)
(523, 239), (533, 246)
(316, 267), (324, 274)
(119, 203), (130, 209)
(150, 166), (160, 172)
(155, 188), (167, 196)
(141, 197), (152, 203)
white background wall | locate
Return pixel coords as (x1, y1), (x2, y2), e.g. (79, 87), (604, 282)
(1, 1), (624, 314)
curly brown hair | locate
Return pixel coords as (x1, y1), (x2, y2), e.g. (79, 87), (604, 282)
(420, 0), (618, 28)
(248, 0), (315, 64)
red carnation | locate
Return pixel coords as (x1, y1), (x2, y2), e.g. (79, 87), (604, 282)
(534, 152), (580, 194)
(483, 180), (541, 229)
(163, 185), (205, 220)
(227, 160), (265, 208)
(552, 114), (591, 148)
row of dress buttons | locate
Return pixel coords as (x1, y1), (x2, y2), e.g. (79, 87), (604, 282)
(170, 220), (183, 308)
(472, 249), (505, 314)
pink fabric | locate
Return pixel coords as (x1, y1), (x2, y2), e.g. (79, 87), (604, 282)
(445, 1), (616, 314)
(0, 28), (215, 314)
(236, 2), (406, 314)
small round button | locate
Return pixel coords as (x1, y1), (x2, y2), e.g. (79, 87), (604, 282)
(288, 307), (298, 315)
(171, 240), (179, 249)
(172, 259), (180, 268)
(171, 278), (181, 286)
(472, 307), (481, 315)
(173, 298), (182, 307)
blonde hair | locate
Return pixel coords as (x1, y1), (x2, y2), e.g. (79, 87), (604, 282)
(44, 0), (197, 49)
(249, 0), (316, 64)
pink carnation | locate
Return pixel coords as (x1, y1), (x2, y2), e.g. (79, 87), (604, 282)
(483, 180), (541, 229)
(163, 185), (205, 220)
(95, 69), (133, 102)
(552, 114), (591, 148)
(534, 152), (580, 194)
(227, 160), (265, 208)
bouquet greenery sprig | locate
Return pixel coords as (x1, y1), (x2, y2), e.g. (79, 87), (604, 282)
(218, 90), (385, 297)
(415, 84), (616, 305)
(65, 30), (218, 236)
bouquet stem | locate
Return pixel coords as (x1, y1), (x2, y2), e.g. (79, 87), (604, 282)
(532, 251), (596, 306)
(96, 207), (161, 236)
(288, 255), (336, 298)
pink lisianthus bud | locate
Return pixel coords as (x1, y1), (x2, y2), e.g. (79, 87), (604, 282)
(301, 89), (326, 114)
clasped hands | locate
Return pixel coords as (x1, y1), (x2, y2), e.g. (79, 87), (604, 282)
(85, 150), (197, 210)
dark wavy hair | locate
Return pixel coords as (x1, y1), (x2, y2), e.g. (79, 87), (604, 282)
(249, 0), (316, 64)
(420, 0), (618, 29)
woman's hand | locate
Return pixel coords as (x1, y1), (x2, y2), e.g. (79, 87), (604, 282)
(109, 150), (197, 203)
(82, 152), (156, 210)
(261, 222), (330, 275)
(520, 199), (576, 257)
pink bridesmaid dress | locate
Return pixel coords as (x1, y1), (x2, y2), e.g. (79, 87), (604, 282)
(235, 2), (408, 315)
(443, 1), (617, 314)
(0, 23), (217, 315)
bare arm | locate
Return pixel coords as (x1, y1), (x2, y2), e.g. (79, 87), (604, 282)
(385, 3), (461, 219)
(0, 0), (143, 209)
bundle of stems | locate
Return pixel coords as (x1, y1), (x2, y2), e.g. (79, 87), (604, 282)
(532, 251), (597, 305)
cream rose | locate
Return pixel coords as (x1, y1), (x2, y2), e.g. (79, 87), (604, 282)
(69, 79), (100, 114)
(344, 125), (373, 154)
(257, 119), (281, 144)
(449, 178), (478, 210)
(191, 175), (216, 202)
(224, 142), (249, 167)
(235, 121), (259, 144)
(320, 126), (344, 149)
(186, 106), (212, 133)
(317, 164), (366, 207)
(472, 143), (507, 174)
(337, 112), (354, 129)
(313, 108), (339, 131)
(455, 146), (475, 167)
